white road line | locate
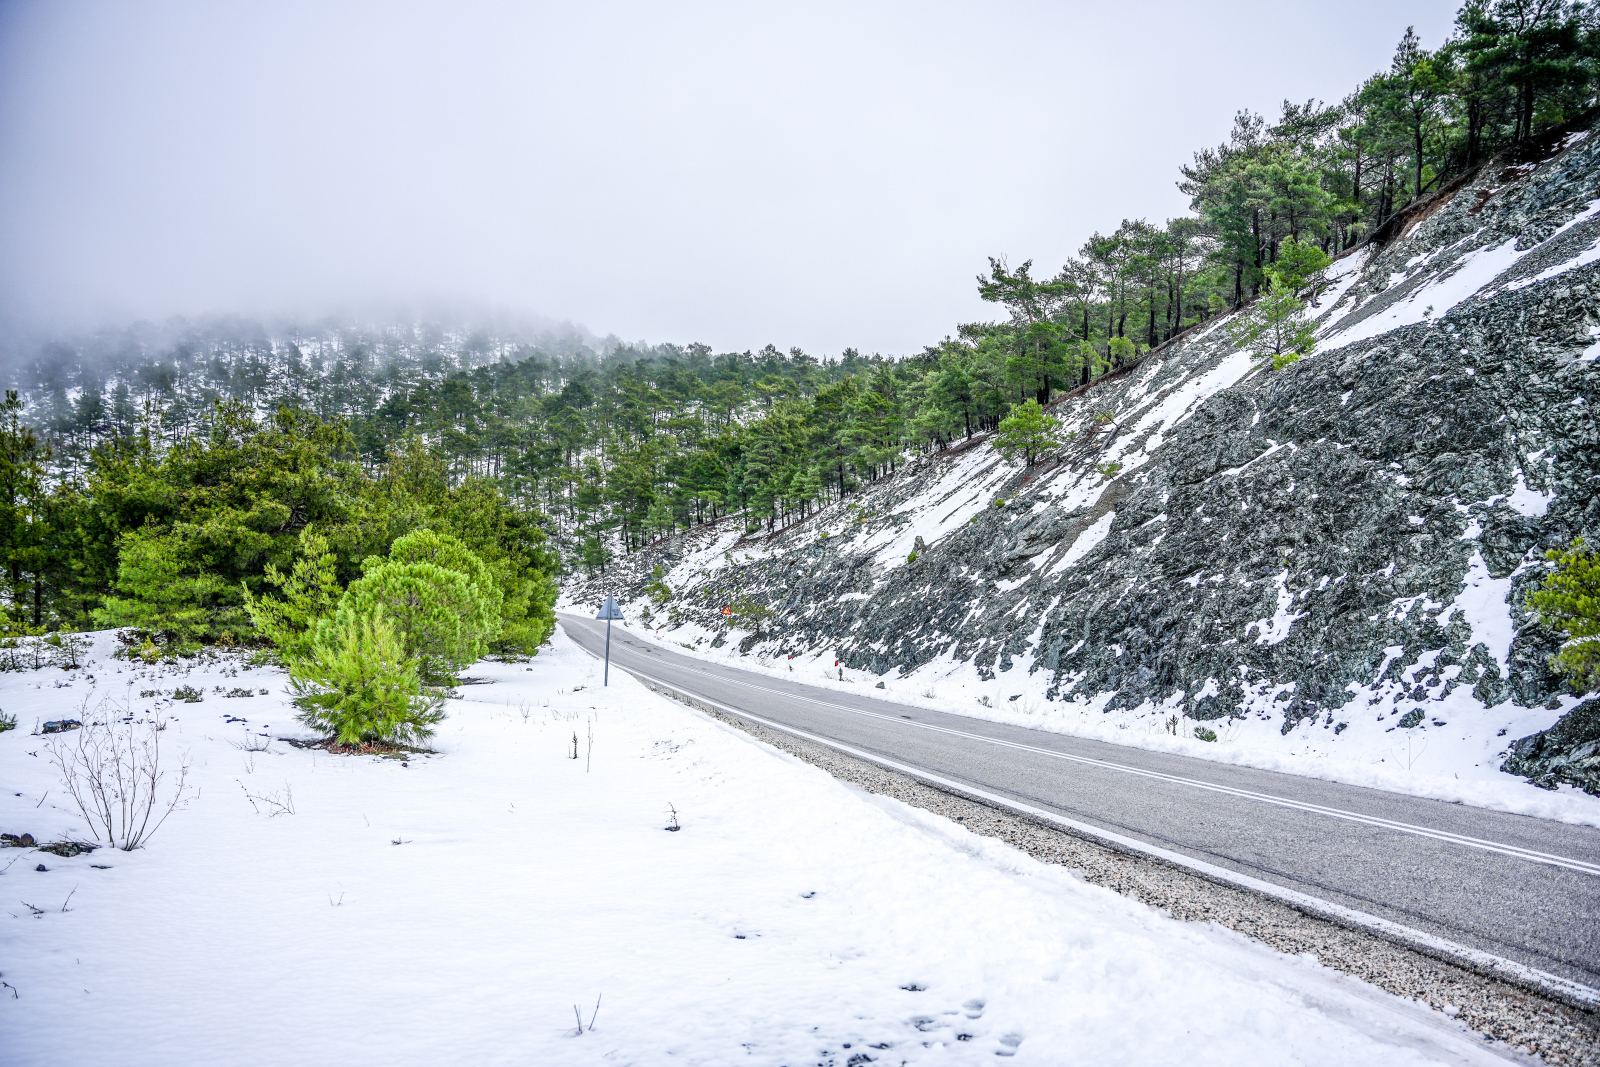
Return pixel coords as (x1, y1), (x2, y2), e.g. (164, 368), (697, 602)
(576, 622), (1600, 878)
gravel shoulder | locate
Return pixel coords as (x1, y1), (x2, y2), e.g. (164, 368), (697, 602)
(642, 680), (1600, 1065)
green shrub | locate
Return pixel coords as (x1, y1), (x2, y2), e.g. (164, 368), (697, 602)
(643, 564), (672, 608)
(1193, 726), (1218, 742)
(994, 399), (1063, 466)
(906, 551), (917, 563)
(728, 596), (771, 635)
(290, 610), (444, 745)
(0, 711), (16, 732)
(1230, 273), (1317, 369)
(94, 525), (236, 650)
(243, 532), (343, 662)
(386, 529), (503, 630)
(424, 482), (558, 655)
(338, 557), (495, 684)
(1529, 538), (1600, 692)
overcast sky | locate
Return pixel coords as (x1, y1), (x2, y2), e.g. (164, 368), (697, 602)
(0, 0), (1460, 356)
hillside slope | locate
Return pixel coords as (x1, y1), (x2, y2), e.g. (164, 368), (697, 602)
(564, 117), (1600, 811)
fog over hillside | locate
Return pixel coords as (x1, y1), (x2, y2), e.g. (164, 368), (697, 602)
(0, 0), (1457, 355)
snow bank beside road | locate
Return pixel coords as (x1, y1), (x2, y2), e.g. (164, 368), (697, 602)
(0, 631), (1509, 1065)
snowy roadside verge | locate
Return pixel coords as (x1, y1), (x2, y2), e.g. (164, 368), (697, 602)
(0, 630), (1520, 1065)
(585, 611), (1600, 829)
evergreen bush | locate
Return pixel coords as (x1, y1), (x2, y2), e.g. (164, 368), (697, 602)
(290, 609), (444, 746)
(644, 565), (672, 607)
(339, 557), (495, 684)
(385, 529), (503, 631)
(95, 525), (236, 650)
(994, 399), (1063, 466)
(1530, 539), (1600, 692)
(242, 532), (342, 662)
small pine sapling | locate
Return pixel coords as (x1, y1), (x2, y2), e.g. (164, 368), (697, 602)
(1230, 240), (1327, 371)
(644, 566), (672, 608)
(1528, 538), (1600, 692)
(994, 399), (1063, 467)
(289, 610), (445, 746)
(242, 532), (342, 663)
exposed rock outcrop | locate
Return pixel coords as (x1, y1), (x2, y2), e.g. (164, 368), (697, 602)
(1503, 698), (1600, 794)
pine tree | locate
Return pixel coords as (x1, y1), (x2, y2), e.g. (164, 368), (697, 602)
(95, 526), (235, 648)
(290, 609), (445, 746)
(1229, 244), (1325, 370)
(243, 531), (344, 661)
(0, 391), (50, 629)
(1530, 539), (1600, 692)
(338, 558), (495, 684)
(994, 399), (1063, 467)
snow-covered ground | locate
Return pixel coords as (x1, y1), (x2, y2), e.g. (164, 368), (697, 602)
(599, 612), (1600, 830)
(1, 631), (1519, 1065)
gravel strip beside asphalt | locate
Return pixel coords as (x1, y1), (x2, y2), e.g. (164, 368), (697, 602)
(680, 695), (1600, 1065)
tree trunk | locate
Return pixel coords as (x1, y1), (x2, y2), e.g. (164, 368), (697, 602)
(1250, 209), (1263, 294)
(1351, 145), (1364, 249)
(1414, 125), (1425, 202)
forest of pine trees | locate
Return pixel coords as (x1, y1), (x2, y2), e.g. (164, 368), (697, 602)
(3, 0), (1597, 638)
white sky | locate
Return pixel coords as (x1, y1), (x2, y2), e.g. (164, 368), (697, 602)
(0, 0), (1460, 356)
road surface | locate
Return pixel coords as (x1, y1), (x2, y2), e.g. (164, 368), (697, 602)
(559, 613), (1600, 990)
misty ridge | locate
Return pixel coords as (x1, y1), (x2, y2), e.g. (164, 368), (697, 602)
(0, 310), (876, 480)
(2, 311), (653, 440)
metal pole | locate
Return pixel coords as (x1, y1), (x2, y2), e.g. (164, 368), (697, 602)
(604, 613), (612, 686)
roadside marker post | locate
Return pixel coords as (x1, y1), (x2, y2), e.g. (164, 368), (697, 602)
(596, 595), (625, 686)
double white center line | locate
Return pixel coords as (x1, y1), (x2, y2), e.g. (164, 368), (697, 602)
(596, 628), (1600, 878)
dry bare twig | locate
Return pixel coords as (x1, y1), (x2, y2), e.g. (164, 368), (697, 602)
(47, 696), (192, 851)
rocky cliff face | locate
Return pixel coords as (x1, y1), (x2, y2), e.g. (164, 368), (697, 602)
(565, 116), (1600, 792)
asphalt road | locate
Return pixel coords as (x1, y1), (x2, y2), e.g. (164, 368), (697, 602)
(559, 613), (1600, 989)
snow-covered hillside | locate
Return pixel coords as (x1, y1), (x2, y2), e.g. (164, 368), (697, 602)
(564, 115), (1600, 817)
(0, 632), (1523, 1065)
